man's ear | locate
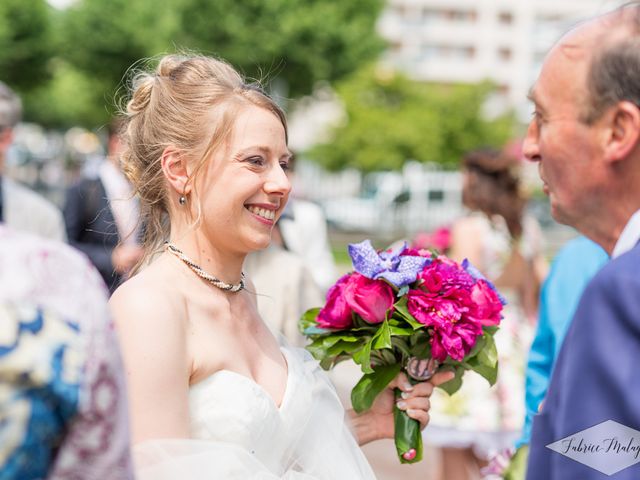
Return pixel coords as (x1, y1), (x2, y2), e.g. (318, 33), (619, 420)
(161, 146), (191, 196)
(603, 101), (640, 164)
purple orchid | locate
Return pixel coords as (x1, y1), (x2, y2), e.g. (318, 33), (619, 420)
(348, 240), (430, 288)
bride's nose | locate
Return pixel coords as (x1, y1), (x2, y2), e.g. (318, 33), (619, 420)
(264, 164), (291, 197)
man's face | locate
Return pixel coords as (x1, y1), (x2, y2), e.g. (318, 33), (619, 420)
(523, 28), (607, 228)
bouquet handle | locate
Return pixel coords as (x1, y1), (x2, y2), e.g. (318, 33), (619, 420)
(393, 387), (423, 464)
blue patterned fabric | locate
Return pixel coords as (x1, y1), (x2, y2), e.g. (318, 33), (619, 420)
(0, 304), (82, 480)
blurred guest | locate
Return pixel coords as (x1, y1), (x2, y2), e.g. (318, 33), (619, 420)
(426, 148), (547, 480)
(0, 81), (66, 241)
(64, 119), (143, 293)
(0, 225), (133, 479)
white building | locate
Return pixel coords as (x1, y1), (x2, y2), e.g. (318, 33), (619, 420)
(377, 0), (628, 121)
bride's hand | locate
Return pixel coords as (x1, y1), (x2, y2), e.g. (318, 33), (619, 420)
(349, 369), (455, 445)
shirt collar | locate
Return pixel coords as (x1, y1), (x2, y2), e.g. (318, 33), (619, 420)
(611, 209), (640, 259)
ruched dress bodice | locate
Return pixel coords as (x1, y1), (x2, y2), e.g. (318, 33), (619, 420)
(134, 347), (376, 479)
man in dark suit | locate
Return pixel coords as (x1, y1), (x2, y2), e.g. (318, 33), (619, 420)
(64, 120), (143, 293)
(523, 4), (640, 479)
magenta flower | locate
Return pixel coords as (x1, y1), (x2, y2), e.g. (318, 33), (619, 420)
(407, 259), (488, 361)
(317, 274), (354, 329)
(468, 279), (503, 326)
(344, 273), (395, 324)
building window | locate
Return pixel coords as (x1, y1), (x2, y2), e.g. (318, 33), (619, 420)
(421, 44), (476, 61)
(498, 47), (512, 61)
(498, 11), (513, 25)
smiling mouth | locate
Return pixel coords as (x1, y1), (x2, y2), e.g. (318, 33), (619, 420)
(246, 205), (276, 221)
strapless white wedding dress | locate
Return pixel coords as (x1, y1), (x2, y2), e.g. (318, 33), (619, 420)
(134, 347), (376, 479)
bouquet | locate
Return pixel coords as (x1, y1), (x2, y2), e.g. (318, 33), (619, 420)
(299, 240), (505, 464)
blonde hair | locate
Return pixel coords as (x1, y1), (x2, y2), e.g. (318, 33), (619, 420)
(119, 53), (288, 269)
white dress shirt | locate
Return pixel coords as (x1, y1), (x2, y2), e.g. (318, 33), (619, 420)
(611, 209), (640, 259)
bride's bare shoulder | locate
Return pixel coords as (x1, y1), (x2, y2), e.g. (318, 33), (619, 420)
(110, 258), (187, 333)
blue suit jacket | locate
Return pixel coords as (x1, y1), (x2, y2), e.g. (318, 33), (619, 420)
(527, 243), (640, 479)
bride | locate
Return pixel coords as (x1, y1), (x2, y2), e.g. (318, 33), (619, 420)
(110, 53), (453, 479)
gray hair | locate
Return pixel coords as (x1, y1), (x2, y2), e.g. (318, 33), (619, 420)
(0, 81), (22, 130)
(582, 3), (640, 124)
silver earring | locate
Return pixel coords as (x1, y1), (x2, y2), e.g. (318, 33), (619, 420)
(179, 195), (186, 205)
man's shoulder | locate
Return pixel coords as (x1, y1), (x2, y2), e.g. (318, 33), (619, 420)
(5, 178), (60, 214)
(590, 242), (640, 284)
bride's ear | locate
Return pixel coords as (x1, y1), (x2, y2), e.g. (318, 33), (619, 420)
(161, 146), (191, 196)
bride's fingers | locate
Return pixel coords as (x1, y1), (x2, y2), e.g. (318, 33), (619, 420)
(388, 372), (412, 392)
(400, 381), (434, 399)
(406, 409), (430, 429)
(396, 396), (430, 413)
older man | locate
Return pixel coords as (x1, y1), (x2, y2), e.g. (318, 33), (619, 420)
(0, 81), (66, 240)
(523, 4), (640, 479)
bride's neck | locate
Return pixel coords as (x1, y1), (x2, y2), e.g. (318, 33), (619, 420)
(168, 232), (245, 285)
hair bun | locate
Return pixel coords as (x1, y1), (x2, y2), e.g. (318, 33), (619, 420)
(127, 74), (155, 115)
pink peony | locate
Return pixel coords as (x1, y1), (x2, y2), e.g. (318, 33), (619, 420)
(408, 259), (489, 361)
(468, 279), (503, 326)
(344, 273), (395, 324)
(317, 274), (354, 329)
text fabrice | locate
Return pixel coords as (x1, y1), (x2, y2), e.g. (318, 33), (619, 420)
(562, 437), (640, 459)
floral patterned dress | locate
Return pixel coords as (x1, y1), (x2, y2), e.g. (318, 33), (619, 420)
(0, 226), (133, 479)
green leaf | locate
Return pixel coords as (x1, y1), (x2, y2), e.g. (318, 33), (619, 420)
(388, 326), (413, 336)
(372, 320), (392, 350)
(327, 339), (365, 357)
(352, 337), (375, 374)
(477, 333), (498, 368)
(350, 363), (402, 412)
(437, 367), (465, 395)
(409, 333), (431, 358)
(397, 285), (409, 297)
(466, 356), (499, 386)
(464, 333), (486, 360)
(394, 393), (423, 464)
(299, 307), (321, 333)
(503, 445), (529, 480)
(483, 325), (500, 335)
(393, 300), (424, 330)
(390, 337), (412, 357)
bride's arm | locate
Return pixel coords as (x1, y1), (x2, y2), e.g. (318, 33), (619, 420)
(110, 281), (192, 444)
(347, 370), (455, 446)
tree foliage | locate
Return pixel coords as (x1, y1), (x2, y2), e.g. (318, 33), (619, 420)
(308, 65), (515, 171)
(0, 0), (53, 91)
(175, 0), (386, 98)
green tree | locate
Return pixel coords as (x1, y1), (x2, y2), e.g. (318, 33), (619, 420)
(176, 0), (385, 98)
(0, 0), (53, 91)
(308, 65), (515, 171)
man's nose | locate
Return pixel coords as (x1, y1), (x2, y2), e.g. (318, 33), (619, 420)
(522, 121), (541, 162)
